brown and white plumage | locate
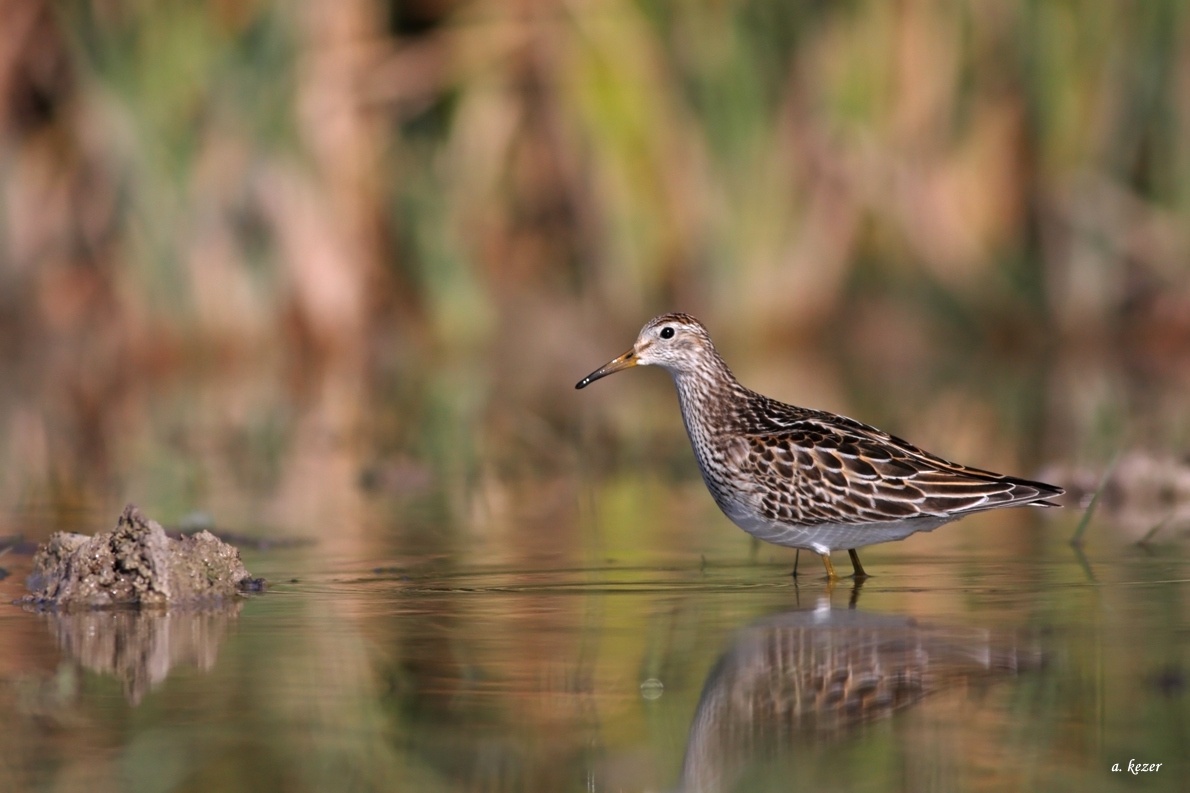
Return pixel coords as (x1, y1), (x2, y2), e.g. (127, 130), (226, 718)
(577, 313), (1063, 579)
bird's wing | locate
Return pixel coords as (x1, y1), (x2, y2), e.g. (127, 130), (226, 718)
(734, 417), (1063, 526)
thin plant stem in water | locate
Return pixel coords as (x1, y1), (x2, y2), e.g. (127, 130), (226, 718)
(1070, 542), (1097, 584)
(1138, 517), (1171, 548)
(1070, 453), (1118, 546)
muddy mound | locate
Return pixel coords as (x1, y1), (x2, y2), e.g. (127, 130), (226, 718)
(19, 503), (265, 610)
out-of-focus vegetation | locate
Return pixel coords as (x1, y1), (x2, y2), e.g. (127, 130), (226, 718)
(1, 0), (1189, 539)
(3, 7), (1190, 792)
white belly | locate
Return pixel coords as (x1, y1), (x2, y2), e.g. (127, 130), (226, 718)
(717, 498), (955, 555)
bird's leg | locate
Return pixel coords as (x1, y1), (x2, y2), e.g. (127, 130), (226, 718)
(820, 553), (839, 581)
(791, 549), (800, 578)
(848, 549), (868, 579)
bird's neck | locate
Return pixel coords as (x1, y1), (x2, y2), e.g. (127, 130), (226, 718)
(669, 353), (746, 440)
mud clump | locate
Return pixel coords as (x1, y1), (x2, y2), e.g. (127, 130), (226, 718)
(19, 504), (266, 610)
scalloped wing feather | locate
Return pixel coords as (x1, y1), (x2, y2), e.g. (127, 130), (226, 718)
(738, 414), (1064, 527)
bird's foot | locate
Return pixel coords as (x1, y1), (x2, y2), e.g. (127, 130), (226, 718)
(847, 549), (869, 580)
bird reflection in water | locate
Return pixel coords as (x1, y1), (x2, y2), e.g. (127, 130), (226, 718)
(39, 605), (241, 705)
(680, 603), (1042, 793)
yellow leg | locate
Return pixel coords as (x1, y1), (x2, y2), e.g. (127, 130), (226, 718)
(821, 553), (838, 580)
(848, 549), (868, 579)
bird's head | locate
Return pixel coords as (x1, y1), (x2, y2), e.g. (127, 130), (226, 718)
(575, 313), (716, 388)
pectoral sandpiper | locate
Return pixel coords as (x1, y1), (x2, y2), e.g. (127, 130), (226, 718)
(576, 313), (1063, 580)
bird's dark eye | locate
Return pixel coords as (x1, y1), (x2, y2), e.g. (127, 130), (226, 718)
(660, 327), (675, 340)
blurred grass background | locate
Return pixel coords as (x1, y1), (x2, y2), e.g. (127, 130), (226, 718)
(1, 0), (1189, 545)
(3, 5), (1190, 791)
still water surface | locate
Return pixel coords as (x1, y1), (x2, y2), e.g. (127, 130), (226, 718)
(2, 511), (1188, 793)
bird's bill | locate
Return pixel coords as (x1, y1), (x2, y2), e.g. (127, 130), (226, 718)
(575, 349), (637, 389)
